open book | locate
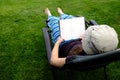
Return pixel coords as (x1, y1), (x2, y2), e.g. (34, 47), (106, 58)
(59, 17), (85, 40)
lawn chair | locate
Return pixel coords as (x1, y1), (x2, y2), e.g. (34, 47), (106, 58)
(42, 18), (120, 80)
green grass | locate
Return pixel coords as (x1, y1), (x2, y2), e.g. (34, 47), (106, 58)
(0, 0), (120, 80)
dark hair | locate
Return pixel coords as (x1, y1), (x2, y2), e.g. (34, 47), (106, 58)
(59, 39), (84, 57)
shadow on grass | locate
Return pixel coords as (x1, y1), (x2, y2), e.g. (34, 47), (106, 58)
(50, 68), (105, 80)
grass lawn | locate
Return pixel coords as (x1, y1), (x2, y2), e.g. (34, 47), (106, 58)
(0, 0), (120, 80)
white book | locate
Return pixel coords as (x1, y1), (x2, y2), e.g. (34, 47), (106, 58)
(59, 17), (85, 40)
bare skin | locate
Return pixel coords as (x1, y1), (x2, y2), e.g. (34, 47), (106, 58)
(50, 37), (66, 67)
(45, 8), (51, 16)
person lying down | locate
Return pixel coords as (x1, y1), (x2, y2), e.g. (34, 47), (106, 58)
(44, 7), (119, 67)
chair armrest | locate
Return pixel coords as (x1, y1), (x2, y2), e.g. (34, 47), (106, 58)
(42, 27), (52, 63)
(63, 49), (120, 70)
(89, 20), (98, 25)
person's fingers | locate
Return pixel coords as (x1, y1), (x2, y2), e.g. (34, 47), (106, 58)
(79, 34), (82, 39)
(57, 37), (64, 44)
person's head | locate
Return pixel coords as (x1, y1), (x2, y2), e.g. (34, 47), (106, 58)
(82, 25), (119, 54)
(59, 40), (84, 57)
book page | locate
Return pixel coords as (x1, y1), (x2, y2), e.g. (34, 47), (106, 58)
(59, 17), (85, 40)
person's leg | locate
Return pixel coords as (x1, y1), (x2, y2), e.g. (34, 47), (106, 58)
(45, 8), (60, 43)
(45, 8), (52, 16)
(57, 7), (74, 19)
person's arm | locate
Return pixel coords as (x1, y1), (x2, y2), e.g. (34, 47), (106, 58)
(50, 38), (66, 68)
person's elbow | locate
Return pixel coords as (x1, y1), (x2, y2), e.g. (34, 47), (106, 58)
(50, 57), (56, 67)
(50, 57), (66, 68)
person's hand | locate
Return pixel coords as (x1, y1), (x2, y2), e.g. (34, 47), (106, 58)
(80, 35), (82, 39)
(56, 37), (64, 45)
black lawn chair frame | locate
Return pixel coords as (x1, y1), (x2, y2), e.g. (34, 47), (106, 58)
(42, 19), (120, 80)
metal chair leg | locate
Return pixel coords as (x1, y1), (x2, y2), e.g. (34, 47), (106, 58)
(104, 67), (107, 80)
